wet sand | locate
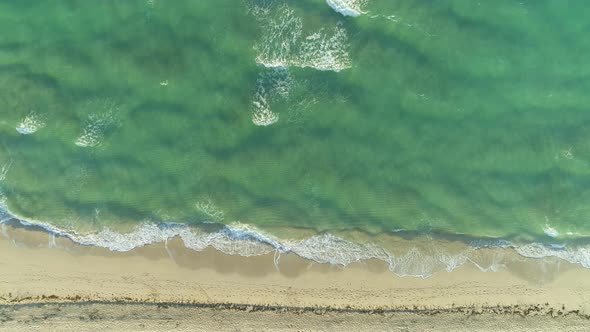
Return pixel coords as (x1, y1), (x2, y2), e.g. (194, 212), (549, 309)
(1, 223), (590, 331)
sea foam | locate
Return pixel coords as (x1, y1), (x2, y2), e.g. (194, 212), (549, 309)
(543, 225), (560, 238)
(251, 67), (292, 126)
(2, 204), (590, 278)
(326, 0), (367, 17)
(75, 99), (120, 147)
(252, 4), (351, 72)
(246, 3), (352, 126)
(515, 243), (590, 269)
(16, 111), (46, 135)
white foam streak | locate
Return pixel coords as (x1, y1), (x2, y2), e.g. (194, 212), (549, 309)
(467, 252), (506, 273)
(543, 225), (560, 238)
(389, 247), (438, 278)
(0, 161), (11, 182)
(251, 98), (280, 126)
(326, 0), (367, 17)
(251, 67), (291, 126)
(75, 114), (113, 147)
(436, 250), (471, 273)
(2, 206), (590, 277)
(292, 233), (389, 265)
(253, 5), (351, 72)
(298, 23), (351, 72)
(75, 99), (120, 147)
(16, 111), (45, 135)
(516, 243), (590, 269)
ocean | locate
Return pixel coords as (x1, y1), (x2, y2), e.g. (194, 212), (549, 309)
(1, 0), (590, 277)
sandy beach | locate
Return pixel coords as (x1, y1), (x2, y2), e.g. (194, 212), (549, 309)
(2, 1), (590, 331)
(1, 223), (590, 331)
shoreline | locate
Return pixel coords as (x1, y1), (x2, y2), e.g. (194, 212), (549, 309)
(2, 223), (590, 309)
(2, 223), (590, 330)
(2, 213), (590, 279)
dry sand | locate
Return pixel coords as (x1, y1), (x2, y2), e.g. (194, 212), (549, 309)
(1, 223), (590, 331)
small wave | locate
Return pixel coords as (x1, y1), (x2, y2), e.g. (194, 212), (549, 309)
(251, 104), (280, 126)
(251, 67), (292, 126)
(16, 111), (46, 135)
(75, 99), (120, 147)
(326, 0), (367, 17)
(0, 161), (11, 182)
(75, 113), (116, 147)
(195, 198), (226, 222)
(291, 233), (389, 265)
(0, 161), (12, 208)
(543, 224), (559, 238)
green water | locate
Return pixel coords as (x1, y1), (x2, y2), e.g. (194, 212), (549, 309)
(1, 0), (589, 242)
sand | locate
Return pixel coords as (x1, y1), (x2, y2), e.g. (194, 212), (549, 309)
(2, 303), (589, 332)
(1, 223), (590, 331)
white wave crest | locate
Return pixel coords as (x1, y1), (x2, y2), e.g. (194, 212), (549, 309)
(298, 22), (351, 71)
(254, 5), (302, 69)
(75, 114), (115, 147)
(326, 0), (367, 17)
(16, 111), (46, 135)
(543, 224), (560, 238)
(253, 5), (351, 72)
(389, 247), (440, 278)
(0, 161), (10, 207)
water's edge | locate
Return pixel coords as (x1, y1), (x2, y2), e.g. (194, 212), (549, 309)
(2, 206), (589, 279)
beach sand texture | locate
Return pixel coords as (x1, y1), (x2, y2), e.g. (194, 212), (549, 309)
(2, 303), (589, 331)
(1, 224), (590, 331)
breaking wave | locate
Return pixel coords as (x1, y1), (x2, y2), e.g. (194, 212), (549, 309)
(515, 243), (590, 269)
(75, 99), (120, 147)
(250, 4), (351, 72)
(16, 111), (46, 135)
(244, 1), (353, 127)
(251, 67), (292, 126)
(326, 0), (368, 17)
(2, 205), (590, 278)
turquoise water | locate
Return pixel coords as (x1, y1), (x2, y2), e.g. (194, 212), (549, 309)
(1, 0), (590, 266)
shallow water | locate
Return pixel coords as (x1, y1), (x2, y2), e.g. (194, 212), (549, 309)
(1, 0), (590, 272)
